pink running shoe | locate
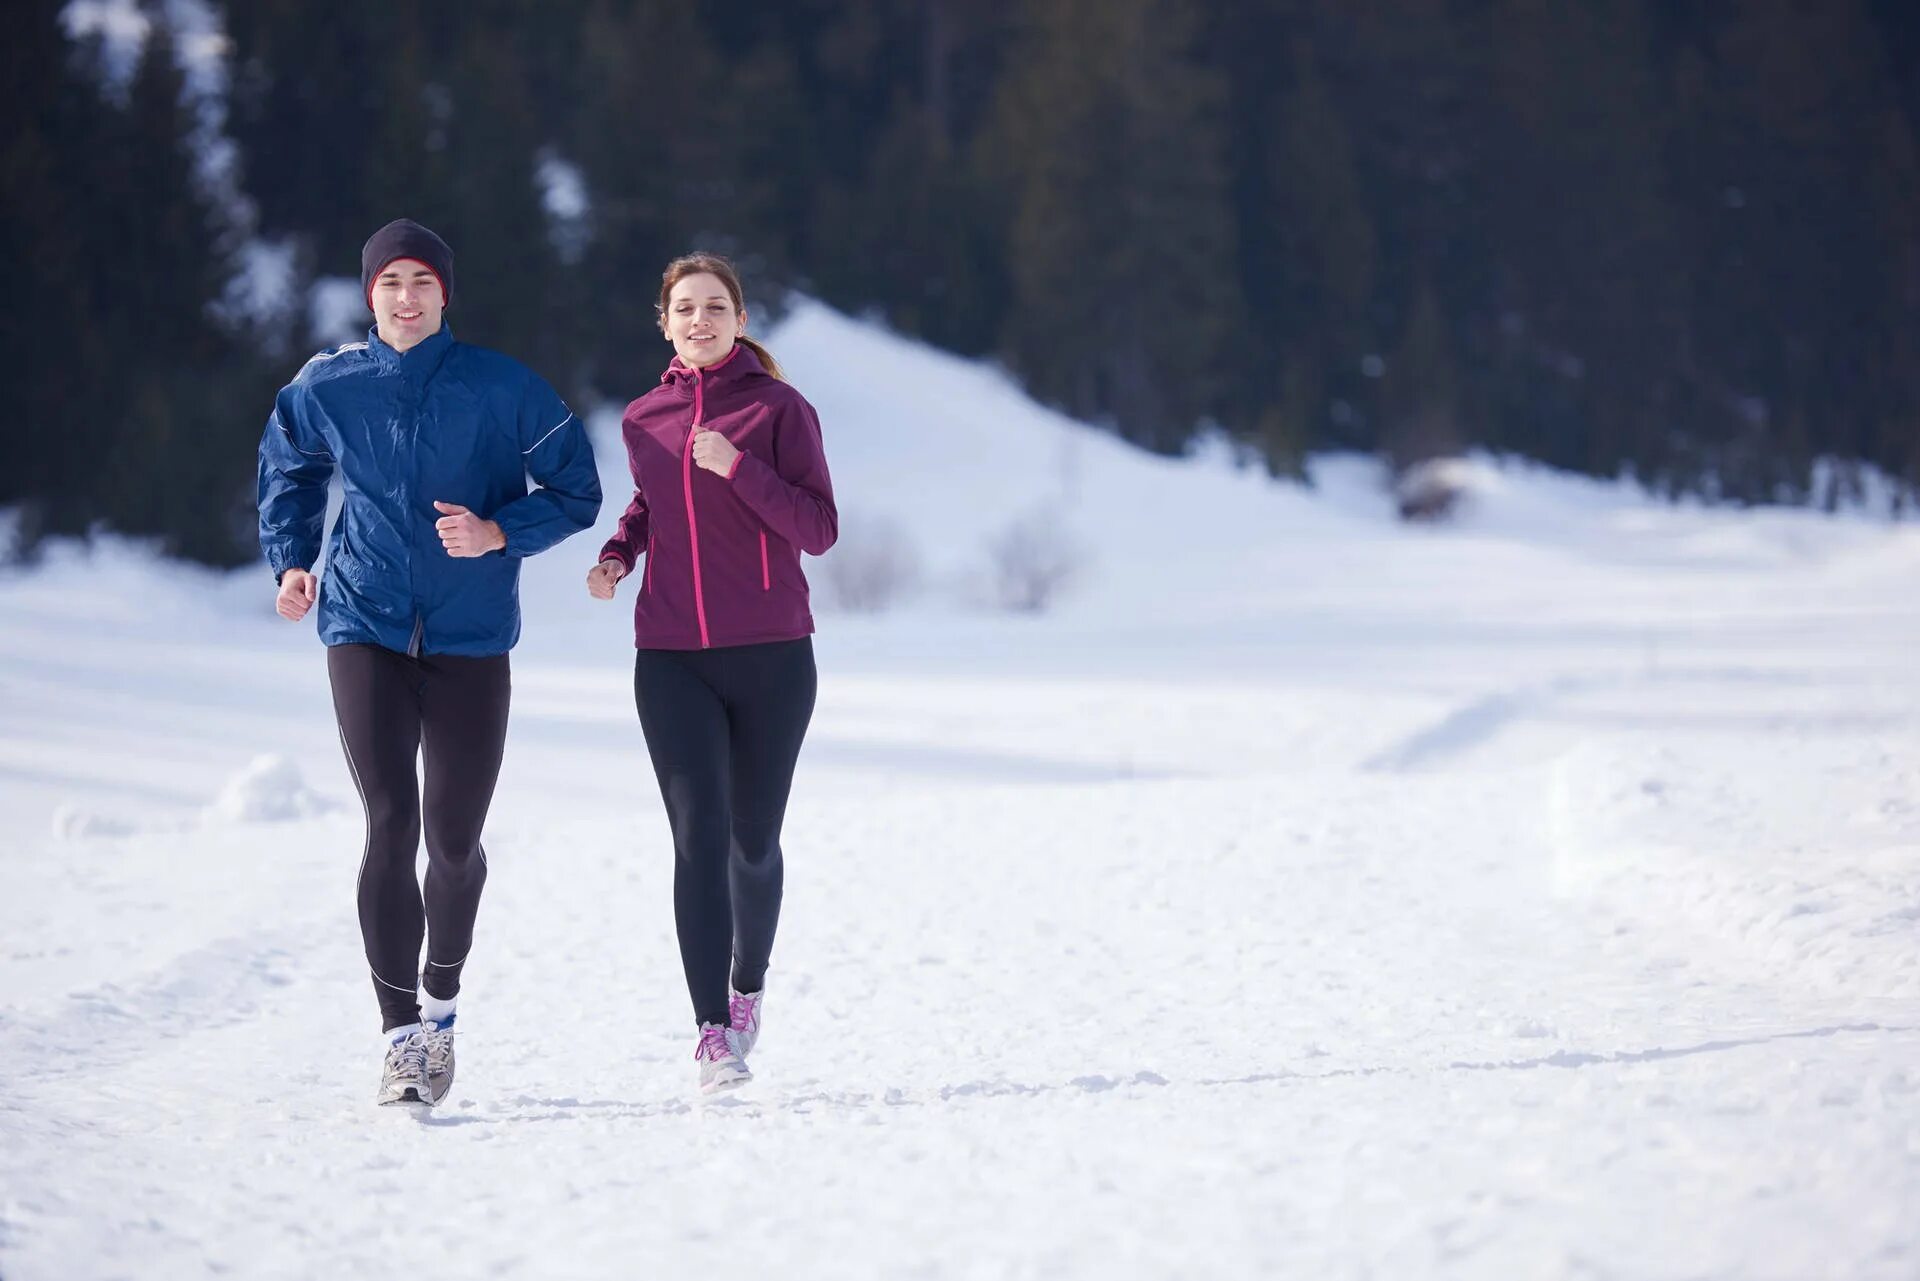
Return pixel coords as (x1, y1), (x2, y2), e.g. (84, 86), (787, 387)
(728, 985), (763, 1058)
(694, 1022), (750, 1094)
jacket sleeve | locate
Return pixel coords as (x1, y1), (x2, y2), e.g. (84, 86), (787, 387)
(598, 491), (649, 573)
(492, 373), (603, 558)
(257, 382), (334, 580)
(724, 393), (838, 555)
(597, 407), (650, 572)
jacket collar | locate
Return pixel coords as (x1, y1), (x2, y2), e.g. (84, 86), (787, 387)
(366, 322), (455, 383)
(660, 342), (758, 393)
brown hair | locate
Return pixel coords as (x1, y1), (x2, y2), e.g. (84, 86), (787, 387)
(656, 252), (785, 381)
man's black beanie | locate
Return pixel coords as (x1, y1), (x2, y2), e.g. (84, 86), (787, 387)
(361, 219), (454, 309)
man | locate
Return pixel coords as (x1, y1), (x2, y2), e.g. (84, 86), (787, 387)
(258, 219), (601, 1106)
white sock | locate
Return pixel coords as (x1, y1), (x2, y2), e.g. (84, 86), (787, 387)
(419, 992), (457, 1027)
(385, 1021), (423, 1049)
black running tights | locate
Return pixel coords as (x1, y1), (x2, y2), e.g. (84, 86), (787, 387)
(328, 642), (510, 1031)
(632, 638), (816, 1028)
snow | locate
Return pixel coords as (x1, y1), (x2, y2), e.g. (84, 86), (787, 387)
(536, 151), (588, 223)
(204, 754), (338, 825)
(222, 236), (300, 337)
(3, 303), (1919, 1279)
(60, 0), (151, 73)
(63, 0), (226, 94)
(308, 276), (367, 346)
(536, 148), (590, 266)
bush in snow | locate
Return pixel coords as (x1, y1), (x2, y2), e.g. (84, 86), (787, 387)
(1394, 456), (1473, 522)
(985, 505), (1083, 613)
(819, 511), (920, 613)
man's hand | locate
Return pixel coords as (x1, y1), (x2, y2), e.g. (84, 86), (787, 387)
(276, 568), (317, 621)
(434, 501), (507, 557)
(691, 429), (740, 476)
(586, 559), (626, 600)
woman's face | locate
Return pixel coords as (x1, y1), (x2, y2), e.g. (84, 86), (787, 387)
(664, 272), (746, 368)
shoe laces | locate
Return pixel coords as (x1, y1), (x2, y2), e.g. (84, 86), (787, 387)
(386, 1031), (427, 1077)
(424, 1024), (454, 1073)
(694, 1023), (736, 1063)
(728, 989), (759, 1031)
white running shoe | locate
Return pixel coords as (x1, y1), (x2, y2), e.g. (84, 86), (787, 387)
(422, 1015), (456, 1105)
(377, 1025), (430, 1106)
(728, 985), (763, 1059)
(694, 1022), (750, 1095)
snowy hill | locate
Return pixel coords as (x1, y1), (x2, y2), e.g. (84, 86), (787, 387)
(2, 303), (1918, 1279)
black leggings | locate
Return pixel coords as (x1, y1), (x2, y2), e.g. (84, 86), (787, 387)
(633, 638), (816, 1027)
(328, 643), (510, 1030)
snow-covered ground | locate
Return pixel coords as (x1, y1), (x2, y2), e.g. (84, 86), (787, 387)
(3, 303), (1918, 1279)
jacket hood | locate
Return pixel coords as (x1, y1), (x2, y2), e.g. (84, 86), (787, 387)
(659, 342), (769, 394)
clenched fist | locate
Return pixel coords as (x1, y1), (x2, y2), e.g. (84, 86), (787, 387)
(434, 501), (507, 557)
(691, 428), (740, 476)
(586, 559), (626, 600)
(276, 567), (317, 621)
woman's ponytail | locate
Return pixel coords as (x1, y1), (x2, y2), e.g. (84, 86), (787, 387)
(736, 334), (785, 382)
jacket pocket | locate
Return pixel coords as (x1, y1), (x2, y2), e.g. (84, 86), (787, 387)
(644, 533), (655, 594)
(759, 530), (769, 591)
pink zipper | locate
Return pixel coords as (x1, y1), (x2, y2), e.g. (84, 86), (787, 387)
(759, 530), (769, 590)
(684, 369), (711, 647)
(644, 532), (654, 594)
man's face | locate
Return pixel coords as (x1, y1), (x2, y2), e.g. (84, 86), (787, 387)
(370, 258), (445, 352)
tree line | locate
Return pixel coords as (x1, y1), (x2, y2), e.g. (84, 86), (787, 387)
(7, 0), (1918, 564)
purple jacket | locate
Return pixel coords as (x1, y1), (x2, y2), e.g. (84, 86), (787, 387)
(600, 344), (837, 649)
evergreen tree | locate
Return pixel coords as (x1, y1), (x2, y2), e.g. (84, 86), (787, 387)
(1863, 103), (1920, 501)
(1380, 281), (1460, 471)
(1660, 0), (1900, 501)
(225, 0), (393, 281)
(93, 13), (276, 563)
(1297, 0), (1494, 465)
(804, 3), (1008, 356)
(564, 1), (710, 397)
(984, 0), (1244, 452)
(0, 0), (116, 548)
(432, 22), (568, 379)
(1480, 0), (1680, 480)
(1238, 29), (1381, 462)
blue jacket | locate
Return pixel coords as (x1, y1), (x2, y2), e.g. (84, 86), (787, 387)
(257, 324), (602, 657)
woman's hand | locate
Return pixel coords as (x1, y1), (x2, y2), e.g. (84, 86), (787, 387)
(587, 559), (626, 600)
(691, 429), (740, 476)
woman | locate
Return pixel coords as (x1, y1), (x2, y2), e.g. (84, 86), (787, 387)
(588, 253), (837, 1094)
